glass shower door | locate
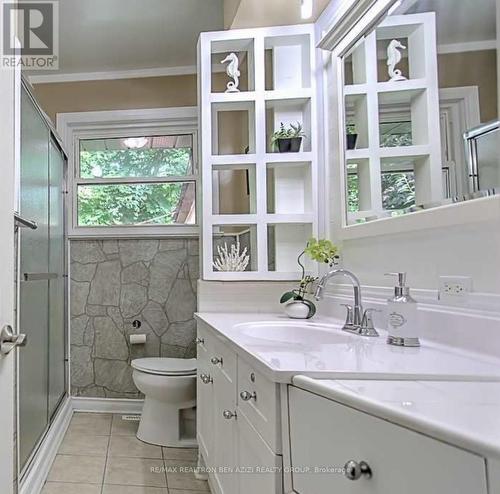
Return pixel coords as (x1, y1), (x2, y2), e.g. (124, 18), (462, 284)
(18, 89), (50, 467)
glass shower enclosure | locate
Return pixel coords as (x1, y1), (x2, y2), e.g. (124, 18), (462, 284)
(17, 80), (68, 473)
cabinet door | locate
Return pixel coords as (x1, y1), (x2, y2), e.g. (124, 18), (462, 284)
(237, 409), (283, 494)
(289, 387), (487, 494)
(212, 349), (237, 493)
(196, 325), (214, 463)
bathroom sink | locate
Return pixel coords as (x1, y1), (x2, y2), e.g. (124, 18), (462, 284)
(232, 321), (351, 345)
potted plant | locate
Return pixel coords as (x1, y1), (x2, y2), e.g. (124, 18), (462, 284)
(271, 122), (306, 153)
(280, 238), (339, 319)
(346, 123), (358, 150)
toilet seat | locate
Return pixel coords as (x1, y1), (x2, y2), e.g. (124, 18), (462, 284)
(131, 357), (197, 376)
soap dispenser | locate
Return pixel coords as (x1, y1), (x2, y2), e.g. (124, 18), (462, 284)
(385, 272), (420, 347)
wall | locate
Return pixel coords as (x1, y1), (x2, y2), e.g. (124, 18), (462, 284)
(317, 1), (500, 297)
(224, 0), (242, 28)
(70, 239), (199, 398)
(438, 50), (497, 122)
(229, 0), (331, 28)
(32, 74), (198, 122)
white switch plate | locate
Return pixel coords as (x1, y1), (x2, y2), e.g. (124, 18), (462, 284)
(439, 276), (472, 301)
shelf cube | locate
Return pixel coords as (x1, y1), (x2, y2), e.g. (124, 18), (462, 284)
(267, 162), (312, 214)
(211, 101), (256, 155)
(264, 34), (312, 90)
(212, 224), (258, 272)
(266, 98), (312, 153)
(212, 163), (256, 215)
(211, 38), (255, 93)
(267, 223), (313, 272)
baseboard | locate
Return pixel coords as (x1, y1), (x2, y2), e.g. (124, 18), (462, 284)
(71, 396), (144, 414)
(19, 396), (73, 494)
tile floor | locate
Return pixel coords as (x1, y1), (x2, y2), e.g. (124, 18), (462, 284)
(42, 412), (211, 494)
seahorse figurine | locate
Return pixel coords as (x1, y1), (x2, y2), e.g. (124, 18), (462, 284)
(221, 52), (241, 93)
(387, 39), (407, 82)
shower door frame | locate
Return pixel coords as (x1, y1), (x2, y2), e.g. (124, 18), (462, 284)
(16, 76), (70, 484)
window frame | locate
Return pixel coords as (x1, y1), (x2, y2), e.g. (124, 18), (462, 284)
(57, 107), (199, 238)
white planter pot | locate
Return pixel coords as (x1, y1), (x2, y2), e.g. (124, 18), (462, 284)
(284, 300), (314, 319)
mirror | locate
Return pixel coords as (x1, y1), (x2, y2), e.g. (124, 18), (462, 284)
(341, 0), (499, 224)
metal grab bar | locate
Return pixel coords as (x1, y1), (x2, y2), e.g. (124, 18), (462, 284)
(23, 273), (58, 282)
(14, 213), (37, 230)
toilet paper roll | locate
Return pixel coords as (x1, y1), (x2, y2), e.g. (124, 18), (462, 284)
(130, 334), (147, 345)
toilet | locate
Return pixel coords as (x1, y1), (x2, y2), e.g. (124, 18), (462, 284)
(131, 357), (197, 447)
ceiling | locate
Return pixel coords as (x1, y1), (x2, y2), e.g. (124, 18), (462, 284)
(24, 0), (223, 76)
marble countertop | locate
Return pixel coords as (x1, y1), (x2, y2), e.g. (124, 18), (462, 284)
(292, 376), (500, 459)
(195, 312), (500, 383)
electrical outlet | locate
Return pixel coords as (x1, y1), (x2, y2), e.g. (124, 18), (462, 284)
(439, 276), (472, 301)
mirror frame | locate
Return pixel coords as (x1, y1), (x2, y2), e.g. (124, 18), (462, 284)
(319, 0), (500, 240)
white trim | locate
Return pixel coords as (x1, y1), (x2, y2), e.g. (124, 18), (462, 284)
(56, 107), (199, 238)
(29, 65), (198, 84)
(438, 40), (497, 55)
(72, 396), (144, 414)
(19, 397), (73, 494)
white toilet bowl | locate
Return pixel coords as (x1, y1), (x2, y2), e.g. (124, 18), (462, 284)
(131, 357), (197, 447)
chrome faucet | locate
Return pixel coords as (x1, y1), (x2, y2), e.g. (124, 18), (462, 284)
(314, 269), (379, 337)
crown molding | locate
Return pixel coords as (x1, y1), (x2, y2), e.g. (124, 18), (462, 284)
(28, 64), (199, 84)
(437, 40), (497, 55)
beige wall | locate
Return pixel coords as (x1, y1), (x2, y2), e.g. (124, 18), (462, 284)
(32, 74), (198, 122)
(438, 50), (498, 122)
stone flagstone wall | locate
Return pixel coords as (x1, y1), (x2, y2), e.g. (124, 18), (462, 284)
(70, 238), (199, 398)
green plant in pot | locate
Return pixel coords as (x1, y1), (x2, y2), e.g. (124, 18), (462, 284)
(280, 238), (339, 319)
(346, 123), (358, 150)
(271, 121), (306, 153)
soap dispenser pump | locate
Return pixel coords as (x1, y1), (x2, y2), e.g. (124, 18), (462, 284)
(385, 272), (420, 347)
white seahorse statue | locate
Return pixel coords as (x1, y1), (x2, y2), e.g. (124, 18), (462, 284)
(221, 52), (241, 93)
(387, 39), (407, 82)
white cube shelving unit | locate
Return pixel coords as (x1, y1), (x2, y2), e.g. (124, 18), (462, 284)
(344, 13), (442, 223)
(198, 24), (318, 280)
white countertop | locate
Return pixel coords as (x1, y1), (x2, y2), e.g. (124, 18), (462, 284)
(292, 376), (500, 460)
(195, 312), (500, 383)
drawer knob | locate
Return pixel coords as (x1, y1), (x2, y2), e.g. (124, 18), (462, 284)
(199, 373), (213, 384)
(240, 390), (257, 401)
(196, 337), (204, 345)
(223, 410), (237, 420)
(210, 356), (223, 365)
(344, 460), (372, 481)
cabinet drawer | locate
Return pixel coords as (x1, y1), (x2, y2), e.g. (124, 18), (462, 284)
(237, 357), (281, 453)
(289, 387), (487, 494)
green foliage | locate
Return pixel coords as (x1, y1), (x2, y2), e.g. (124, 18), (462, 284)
(347, 174), (360, 212)
(304, 238), (339, 265)
(280, 291), (298, 304)
(289, 122), (306, 138)
(381, 171), (415, 210)
(346, 123), (357, 135)
(78, 147), (193, 227)
(80, 147), (192, 178)
(347, 169), (415, 213)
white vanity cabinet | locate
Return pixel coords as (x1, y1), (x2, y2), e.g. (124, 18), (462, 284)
(288, 386), (488, 494)
(197, 321), (283, 494)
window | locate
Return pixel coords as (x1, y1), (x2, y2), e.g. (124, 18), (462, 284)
(76, 134), (196, 229)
